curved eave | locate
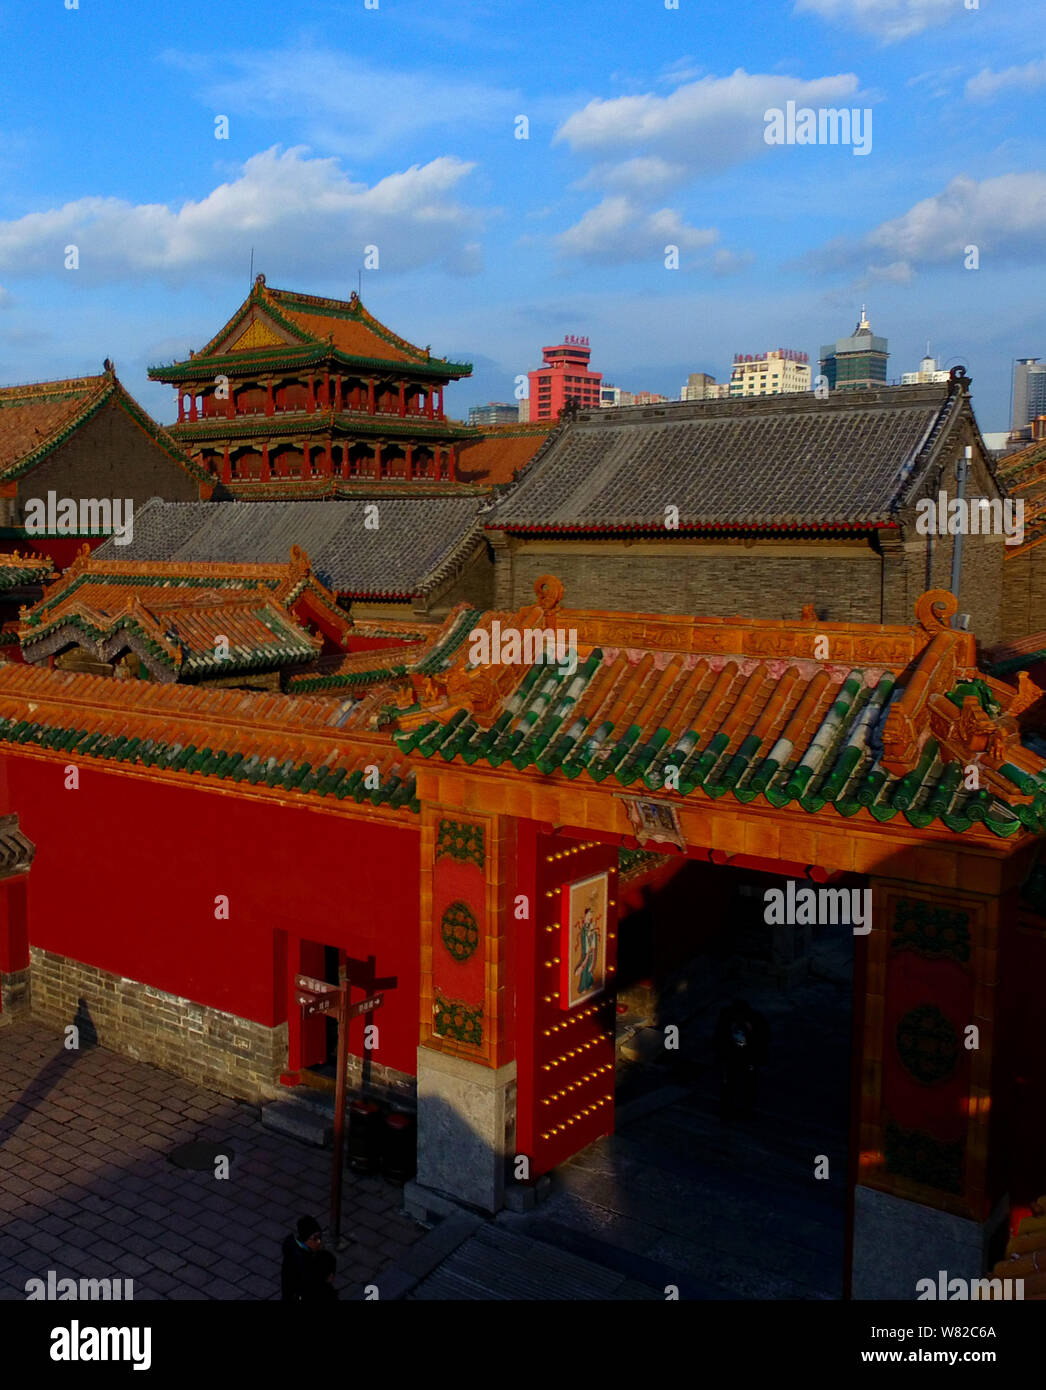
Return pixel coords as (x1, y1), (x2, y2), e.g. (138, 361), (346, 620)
(398, 740), (1034, 841)
(149, 346), (472, 383)
(168, 414), (479, 442)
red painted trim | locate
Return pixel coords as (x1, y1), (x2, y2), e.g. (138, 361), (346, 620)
(485, 521), (900, 536)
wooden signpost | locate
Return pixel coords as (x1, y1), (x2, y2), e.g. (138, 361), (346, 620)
(295, 954), (396, 1243)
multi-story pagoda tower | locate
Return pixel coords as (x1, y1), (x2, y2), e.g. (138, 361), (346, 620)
(149, 276), (475, 494)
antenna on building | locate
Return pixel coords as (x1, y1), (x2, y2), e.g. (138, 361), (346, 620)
(357, 269), (362, 299)
(249, 247), (254, 292)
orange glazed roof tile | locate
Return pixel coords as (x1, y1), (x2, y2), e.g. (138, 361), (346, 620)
(0, 375), (107, 474)
(152, 276), (471, 380)
(0, 662), (418, 811)
(389, 579), (1046, 839)
(19, 545), (353, 681)
(456, 426), (555, 486)
(0, 370), (206, 484)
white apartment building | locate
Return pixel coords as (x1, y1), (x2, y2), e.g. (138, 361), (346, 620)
(729, 349), (811, 397)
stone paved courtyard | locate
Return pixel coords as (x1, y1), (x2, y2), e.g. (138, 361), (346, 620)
(0, 1018), (426, 1301)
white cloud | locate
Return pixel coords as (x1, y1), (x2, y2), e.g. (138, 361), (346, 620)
(794, 0), (958, 43)
(556, 197), (718, 266)
(555, 69), (864, 189)
(0, 146), (485, 285)
(819, 173), (1046, 278)
(166, 46), (519, 158)
(552, 68), (862, 265)
(966, 56), (1046, 101)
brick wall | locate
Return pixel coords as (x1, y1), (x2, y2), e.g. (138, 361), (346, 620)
(29, 946), (287, 1102)
(25, 947), (418, 1109)
(1000, 545), (1046, 644)
(0, 967), (30, 1019)
(503, 539), (886, 623)
(496, 532), (1004, 644)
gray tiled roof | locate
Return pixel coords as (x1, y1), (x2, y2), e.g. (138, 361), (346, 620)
(97, 498), (483, 597)
(490, 384), (966, 530)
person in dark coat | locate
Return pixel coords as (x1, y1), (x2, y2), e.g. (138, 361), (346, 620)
(713, 999), (770, 1120)
(281, 1215), (323, 1301)
(303, 1249), (339, 1301)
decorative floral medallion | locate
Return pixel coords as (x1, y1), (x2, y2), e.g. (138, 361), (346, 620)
(433, 992), (483, 1046)
(896, 1004), (959, 1084)
(435, 818), (485, 868)
(440, 901), (480, 962)
(891, 898), (970, 963)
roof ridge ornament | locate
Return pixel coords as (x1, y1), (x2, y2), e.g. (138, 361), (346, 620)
(915, 588), (958, 634)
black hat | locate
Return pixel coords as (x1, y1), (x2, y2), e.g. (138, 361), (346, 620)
(297, 1215), (321, 1241)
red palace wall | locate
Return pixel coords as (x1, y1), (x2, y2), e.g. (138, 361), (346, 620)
(3, 753), (421, 1077)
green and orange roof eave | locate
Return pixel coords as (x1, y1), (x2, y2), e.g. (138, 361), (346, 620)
(388, 578), (1046, 841)
(0, 663), (420, 813)
(147, 275), (472, 383)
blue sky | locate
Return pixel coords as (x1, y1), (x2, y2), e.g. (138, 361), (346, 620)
(0, 0), (1042, 431)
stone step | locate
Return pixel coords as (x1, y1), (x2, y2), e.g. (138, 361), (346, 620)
(260, 1097), (333, 1147)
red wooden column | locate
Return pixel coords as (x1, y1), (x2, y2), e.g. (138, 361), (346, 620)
(406, 444), (414, 478)
(852, 858), (1021, 1298)
(411, 799), (518, 1214)
(373, 441), (382, 478)
(333, 375), (343, 412)
(433, 445), (443, 480)
(447, 444), (457, 481)
(307, 375), (316, 411)
(265, 379), (275, 417)
(425, 389), (434, 420)
(437, 387), (444, 418)
(189, 391), (199, 422)
(398, 382), (406, 417)
(367, 379), (376, 413)
(177, 393), (186, 423)
(261, 443), (271, 481)
(323, 439), (333, 476)
(221, 442), (231, 483)
(322, 370), (331, 409)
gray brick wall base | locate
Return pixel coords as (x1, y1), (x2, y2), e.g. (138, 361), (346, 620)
(28, 947), (288, 1103)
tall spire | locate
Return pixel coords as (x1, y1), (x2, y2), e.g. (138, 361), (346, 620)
(857, 304), (872, 332)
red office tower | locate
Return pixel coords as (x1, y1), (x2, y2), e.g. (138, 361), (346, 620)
(527, 335), (602, 420)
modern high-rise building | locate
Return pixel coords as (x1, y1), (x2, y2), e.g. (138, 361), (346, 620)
(1011, 358), (1046, 432)
(468, 402), (520, 428)
(729, 349), (811, 397)
(819, 308), (889, 392)
(526, 335), (602, 420)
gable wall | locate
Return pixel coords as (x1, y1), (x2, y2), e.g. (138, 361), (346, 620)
(15, 397), (198, 523)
